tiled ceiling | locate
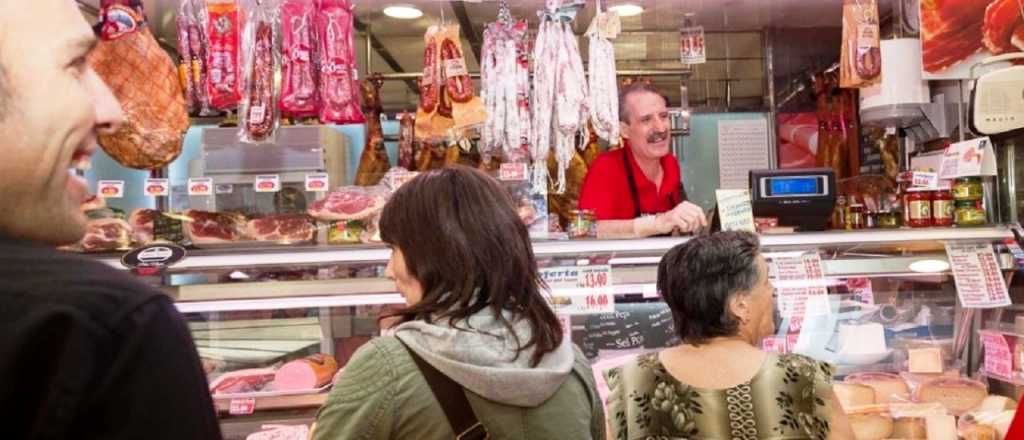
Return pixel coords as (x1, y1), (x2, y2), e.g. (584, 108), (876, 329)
(78, 0), (892, 111)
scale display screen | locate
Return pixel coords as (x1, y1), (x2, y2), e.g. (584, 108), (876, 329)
(762, 176), (827, 198)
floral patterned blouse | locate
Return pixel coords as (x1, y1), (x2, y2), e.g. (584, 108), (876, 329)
(604, 352), (834, 440)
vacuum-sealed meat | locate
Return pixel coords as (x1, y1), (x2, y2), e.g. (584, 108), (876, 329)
(397, 112), (416, 170)
(279, 0), (319, 119)
(87, 1), (188, 169)
(317, 0), (363, 124)
(240, 2), (278, 142)
(206, 0), (242, 110)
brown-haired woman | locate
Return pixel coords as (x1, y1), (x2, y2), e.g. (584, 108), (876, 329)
(312, 166), (605, 440)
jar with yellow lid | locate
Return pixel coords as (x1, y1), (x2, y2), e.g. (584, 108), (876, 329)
(953, 177), (983, 201)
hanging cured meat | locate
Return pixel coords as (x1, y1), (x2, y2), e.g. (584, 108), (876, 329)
(839, 0), (880, 88)
(481, 17), (531, 163)
(205, 0), (243, 110)
(176, 1), (197, 114)
(317, 0), (364, 125)
(240, 1), (278, 142)
(397, 112), (416, 170)
(88, 0), (188, 169)
(417, 25), (485, 141)
(354, 74), (390, 186)
(280, 0), (320, 119)
(441, 26), (486, 130)
(587, 9), (621, 144)
(532, 3), (589, 193)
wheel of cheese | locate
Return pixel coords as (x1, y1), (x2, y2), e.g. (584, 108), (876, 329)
(969, 395), (1018, 416)
(834, 383), (876, 409)
(845, 372), (911, 404)
(892, 417), (927, 439)
(848, 413), (894, 440)
(913, 377), (987, 416)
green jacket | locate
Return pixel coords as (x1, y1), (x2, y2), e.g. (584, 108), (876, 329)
(313, 336), (606, 440)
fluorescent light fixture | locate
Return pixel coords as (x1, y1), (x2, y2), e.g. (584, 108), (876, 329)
(609, 3), (644, 17)
(908, 259), (950, 273)
(383, 4), (423, 19)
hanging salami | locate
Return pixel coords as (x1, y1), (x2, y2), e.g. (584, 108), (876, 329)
(415, 26), (453, 141)
(840, 0), (881, 88)
(481, 17), (531, 163)
(188, 0), (214, 115)
(587, 9), (621, 144)
(317, 0), (364, 125)
(176, 0), (197, 114)
(279, 0), (319, 119)
(239, 1), (278, 142)
(397, 112), (416, 170)
(206, 0), (243, 110)
(442, 25), (486, 131)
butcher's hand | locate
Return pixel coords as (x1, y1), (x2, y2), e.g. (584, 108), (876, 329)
(657, 202), (707, 234)
(632, 201), (708, 237)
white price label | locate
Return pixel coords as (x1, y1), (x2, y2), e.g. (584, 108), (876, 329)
(946, 242), (1011, 308)
(188, 178), (214, 196)
(911, 171), (939, 189)
(305, 173), (329, 192)
(144, 178), (169, 197)
(97, 180), (125, 198)
(770, 253), (828, 332)
(254, 175), (281, 193)
(679, 26), (707, 64)
(248, 105), (266, 125)
(228, 398), (256, 415)
(387, 170), (420, 190)
(981, 331), (1013, 379)
(499, 163), (528, 181)
(539, 265), (615, 315)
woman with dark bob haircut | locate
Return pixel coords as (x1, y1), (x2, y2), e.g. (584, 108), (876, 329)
(313, 166), (605, 440)
(604, 231), (853, 440)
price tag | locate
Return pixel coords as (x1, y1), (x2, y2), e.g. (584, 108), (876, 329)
(981, 332), (1013, 379)
(499, 163), (528, 181)
(939, 137), (998, 179)
(305, 173), (329, 192)
(228, 398), (256, 415)
(188, 177), (213, 196)
(97, 180), (125, 198)
(254, 175), (281, 193)
(911, 171), (939, 189)
(770, 253), (828, 332)
(679, 26), (706, 64)
(539, 265), (615, 315)
(144, 178), (169, 197)
(387, 170), (419, 190)
(846, 277), (875, 305)
(762, 336), (787, 354)
(946, 242), (1011, 308)
(715, 189), (755, 232)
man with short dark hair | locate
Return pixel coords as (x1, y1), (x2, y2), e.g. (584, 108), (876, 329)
(579, 82), (707, 238)
(0, 1), (221, 438)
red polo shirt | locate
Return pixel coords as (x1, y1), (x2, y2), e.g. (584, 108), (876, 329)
(578, 143), (683, 220)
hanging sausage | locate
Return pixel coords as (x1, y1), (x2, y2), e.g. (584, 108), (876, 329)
(317, 0), (364, 124)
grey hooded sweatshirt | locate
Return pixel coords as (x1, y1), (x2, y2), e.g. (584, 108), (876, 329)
(313, 310), (605, 440)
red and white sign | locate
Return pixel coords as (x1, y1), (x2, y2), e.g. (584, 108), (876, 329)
(770, 253), (828, 332)
(846, 277), (875, 305)
(387, 170), (419, 189)
(981, 331), (1013, 379)
(911, 171), (939, 189)
(939, 137), (998, 179)
(254, 175), (281, 193)
(499, 163), (528, 181)
(305, 173), (329, 192)
(144, 178), (169, 197)
(188, 177), (214, 196)
(946, 242), (1011, 308)
(762, 336), (788, 354)
(97, 180), (125, 199)
(679, 26), (706, 64)
(539, 265), (615, 315)
(228, 398), (256, 416)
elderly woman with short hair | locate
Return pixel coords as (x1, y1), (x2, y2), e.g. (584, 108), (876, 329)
(605, 231), (853, 440)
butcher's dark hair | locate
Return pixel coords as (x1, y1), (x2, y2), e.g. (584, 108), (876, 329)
(658, 231), (762, 345)
(379, 166), (562, 367)
(619, 81), (669, 123)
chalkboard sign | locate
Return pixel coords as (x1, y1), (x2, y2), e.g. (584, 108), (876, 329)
(581, 303), (680, 358)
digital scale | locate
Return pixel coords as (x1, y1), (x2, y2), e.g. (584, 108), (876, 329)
(750, 168), (836, 231)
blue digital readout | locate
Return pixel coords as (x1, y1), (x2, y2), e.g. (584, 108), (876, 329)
(768, 177), (820, 196)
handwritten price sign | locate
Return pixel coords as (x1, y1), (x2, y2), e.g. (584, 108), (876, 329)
(228, 398), (256, 415)
(540, 265), (615, 315)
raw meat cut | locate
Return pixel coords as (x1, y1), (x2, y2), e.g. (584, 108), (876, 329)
(128, 208), (159, 244)
(246, 214), (316, 243)
(279, 0), (319, 119)
(208, 368), (276, 394)
(184, 210), (247, 244)
(307, 188), (385, 221)
(87, 1), (188, 169)
(921, 0), (989, 73)
(81, 218), (133, 252)
(272, 354), (339, 391)
(317, 0), (363, 124)
(983, 0), (1024, 54)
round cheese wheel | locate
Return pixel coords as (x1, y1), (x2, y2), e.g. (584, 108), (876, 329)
(846, 372), (911, 404)
(913, 377), (987, 416)
(834, 383), (877, 409)
(848, 413), (894, 440)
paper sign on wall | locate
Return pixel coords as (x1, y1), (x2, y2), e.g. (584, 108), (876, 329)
(945, 242), (1011, 308)
(715, 189), (755, 232)
(97, 180), (125, 198)
(980, 331), (1013, 379)
(718, 119), (770, 189)
(939, 137), (998, 179)
(679, 26), (706, 64)
(144, 178), (169, 197)
(770, 252), (828, 332)
(539, 265), (615, 315)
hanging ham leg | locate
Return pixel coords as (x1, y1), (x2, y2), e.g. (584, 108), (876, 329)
(354, 74), (390, 186)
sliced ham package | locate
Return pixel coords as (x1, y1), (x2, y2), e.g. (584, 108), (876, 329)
(206, 0), (244, 110)
(88, 0), (188, 169)
(316, 0), (363, 124)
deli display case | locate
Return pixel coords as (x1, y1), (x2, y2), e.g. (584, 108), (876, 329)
(90, 227), (1024, 439)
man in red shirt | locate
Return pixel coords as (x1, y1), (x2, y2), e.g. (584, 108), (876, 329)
(579, 82), (707, 237)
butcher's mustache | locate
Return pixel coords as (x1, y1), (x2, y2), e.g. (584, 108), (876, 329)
(647, 131), (669, 143)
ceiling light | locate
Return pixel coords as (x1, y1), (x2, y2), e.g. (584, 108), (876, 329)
(609, 3), (644, 17)
(909, 259), (950, 273)
(383, 4), (422, 19)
